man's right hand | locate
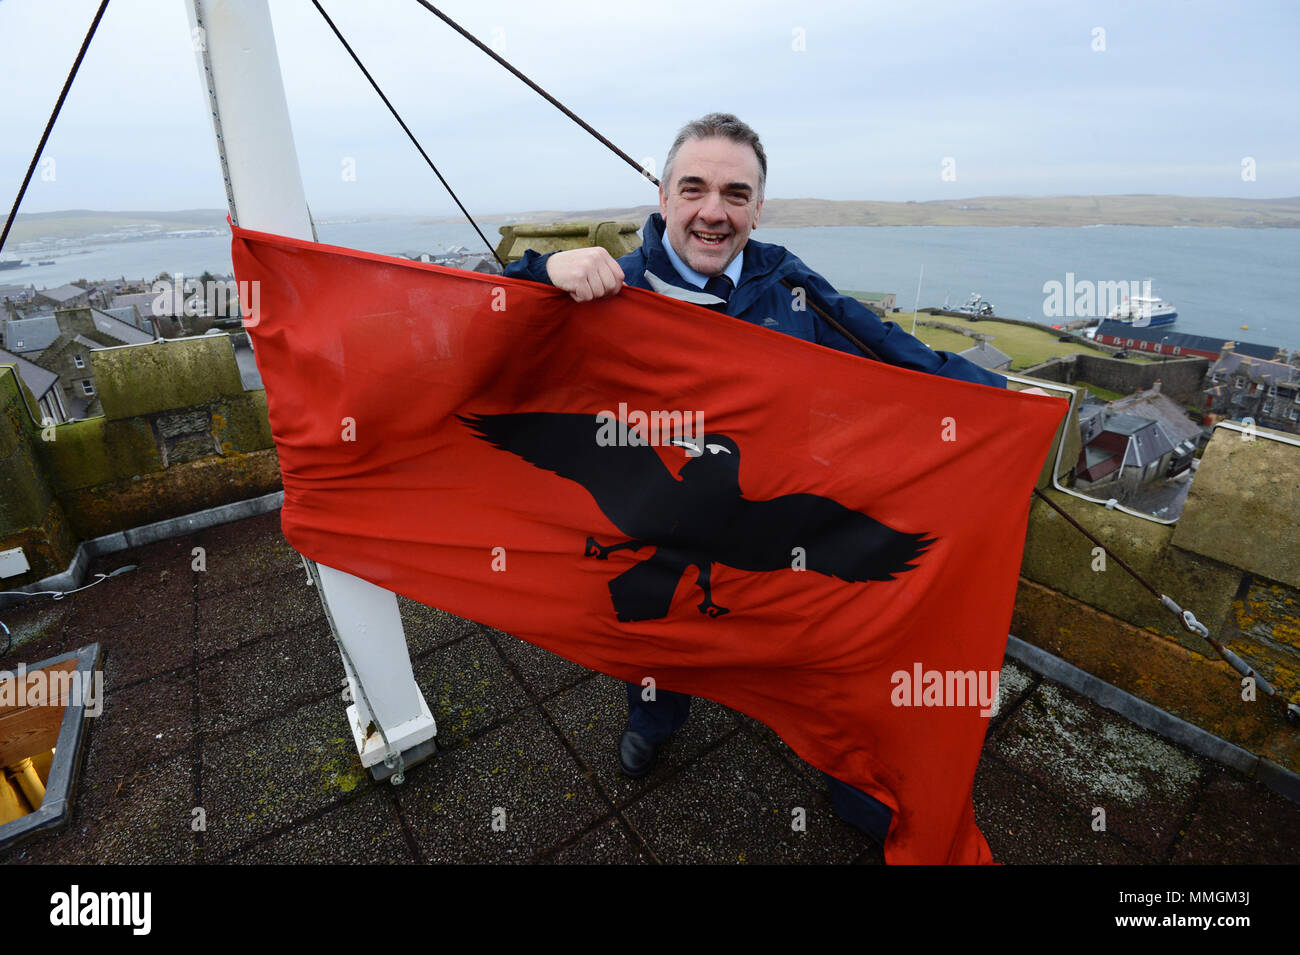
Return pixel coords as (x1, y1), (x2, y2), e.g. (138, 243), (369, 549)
(545, 248), (625, 302)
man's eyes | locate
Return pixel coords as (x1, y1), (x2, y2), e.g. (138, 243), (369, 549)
(680, 188), (751, 203)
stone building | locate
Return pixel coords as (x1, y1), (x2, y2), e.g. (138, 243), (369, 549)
(1201, 346), (1300, 435)
(32, 306), (154, 418)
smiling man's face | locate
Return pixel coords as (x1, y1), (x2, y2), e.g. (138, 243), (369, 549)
(659, 136), (764, 277)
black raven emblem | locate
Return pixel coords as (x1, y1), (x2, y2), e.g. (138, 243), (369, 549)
(459, 412), (934, 622)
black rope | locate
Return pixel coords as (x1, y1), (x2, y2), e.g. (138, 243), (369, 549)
(312, 0), (504, 268)
(409, 1), (882, 359)
(783, 281), (882, 360)
(0, 0), (111, 256)
(1032, 483), (1297, 720)
(413, 0), (656, 186)
(1031, 487), (1159, 598)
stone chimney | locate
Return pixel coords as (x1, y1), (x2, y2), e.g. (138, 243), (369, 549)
(1151, 379), (1162, 394)
(1221, 341), (1236, 355)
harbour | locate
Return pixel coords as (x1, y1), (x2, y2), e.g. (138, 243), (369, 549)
(3, 220), (1298, 354)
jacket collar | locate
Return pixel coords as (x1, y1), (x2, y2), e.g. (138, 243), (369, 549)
(639, 213), (795, 313)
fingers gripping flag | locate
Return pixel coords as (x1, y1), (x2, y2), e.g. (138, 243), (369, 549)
(232, 225), (1066, 864)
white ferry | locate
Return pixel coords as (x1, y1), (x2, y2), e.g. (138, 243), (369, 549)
(1107, 294), (1177, 328)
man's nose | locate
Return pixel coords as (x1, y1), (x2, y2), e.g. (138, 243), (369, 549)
(699, 189), (726, 221)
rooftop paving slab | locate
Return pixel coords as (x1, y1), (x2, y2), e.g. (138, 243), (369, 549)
(620, 730), (877, 865)
(394, 707), (608, 864)
(229, 789), (414, 865)
(989, 680), (1209, 855)
(542, 673), (739, 809)
(198, 695), (367, 858)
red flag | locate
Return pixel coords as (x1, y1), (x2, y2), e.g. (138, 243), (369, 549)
(232, 225), (1066, 864)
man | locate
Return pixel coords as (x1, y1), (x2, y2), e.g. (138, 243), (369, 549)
(504, 113), (1009, 844)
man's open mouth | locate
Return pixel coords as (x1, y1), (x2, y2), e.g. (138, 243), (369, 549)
(692, 231), (729, 246)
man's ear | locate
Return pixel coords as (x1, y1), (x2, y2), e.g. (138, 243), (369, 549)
(659, 187), (668, 218)
(752, 197), (764, 230)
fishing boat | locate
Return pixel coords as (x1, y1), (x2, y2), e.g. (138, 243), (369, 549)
(955, 292), (994, 317)
(0, 256), (24, 271)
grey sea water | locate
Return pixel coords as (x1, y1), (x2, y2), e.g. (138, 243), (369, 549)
(8, 219), (1299, 349)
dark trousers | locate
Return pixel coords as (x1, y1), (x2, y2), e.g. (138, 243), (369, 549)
(624, 682), (892, 843)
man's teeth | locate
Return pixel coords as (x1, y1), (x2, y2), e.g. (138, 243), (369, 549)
(693, 232), (727, 245)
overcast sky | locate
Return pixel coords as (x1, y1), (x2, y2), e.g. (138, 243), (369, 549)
(2, 0), (1298, 217)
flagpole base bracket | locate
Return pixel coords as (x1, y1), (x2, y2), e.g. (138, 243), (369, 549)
(346, 698), (438, 782)
(366, 737), (438, 782)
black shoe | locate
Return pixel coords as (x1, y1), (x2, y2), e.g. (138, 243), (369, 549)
(618, 727), (658, 779)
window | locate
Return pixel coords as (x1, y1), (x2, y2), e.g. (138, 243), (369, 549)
(1127, 339), (1135, 347)
(1269, 384), (1278, 396)
(1173, 346), (1181, 355)
(80, 380), (95, 396)
(1294, 391), (1300, 404)
(1211, 370), (1220, 382)
(1235, 376), (1245, 389)
(73, 354), (85, 369)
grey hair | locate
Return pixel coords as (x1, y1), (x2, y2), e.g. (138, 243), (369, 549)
(662, 113), (767, 200)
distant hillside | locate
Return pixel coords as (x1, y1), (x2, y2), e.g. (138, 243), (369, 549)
(7, 209), (228, 243)
(442, 195), (1300, 229)
(9, 196), (1299, 244)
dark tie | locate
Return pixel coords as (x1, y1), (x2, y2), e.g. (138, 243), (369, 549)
(703, 275), (733, 311)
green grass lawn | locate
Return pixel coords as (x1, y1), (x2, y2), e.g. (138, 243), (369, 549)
(1073, 380), (1125, 401)
(880, 311), (1151, 371)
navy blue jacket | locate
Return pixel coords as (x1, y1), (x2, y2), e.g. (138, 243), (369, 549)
(505, 213), (1006, 389)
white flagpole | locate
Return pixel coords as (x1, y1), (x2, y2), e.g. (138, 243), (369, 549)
(185, 0), (436, 780)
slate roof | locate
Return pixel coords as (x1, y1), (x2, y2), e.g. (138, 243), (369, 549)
(109, 292), (172, 318)
(89, 307), (154, 345)
(3, 314), (61, 354)
(0, 345), (58, 400)
(111, 289), (207, 319)
(102, 305), (145, 329)
(958, 341), (1013, 371)
(1210, 352), (1300, 388)
(1095, 320), (1277, 360)
(0, 283), (35, 302)
(1108, 389), (1203, 446)
(1079, 407), (1177, 469)
(460, 253), (502, 275)
(1101, 411), (1155, 436)
(38, 284), (88, 304)
(1121, 418), (1176, 467)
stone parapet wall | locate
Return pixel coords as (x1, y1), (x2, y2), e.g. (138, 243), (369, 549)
(0, 336), (280, 583)
(1025, 352), (1210, 404)
(1014, 415), (1300, 774)
(0, 371), (77, 581)
(495, 220), (642, 264)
